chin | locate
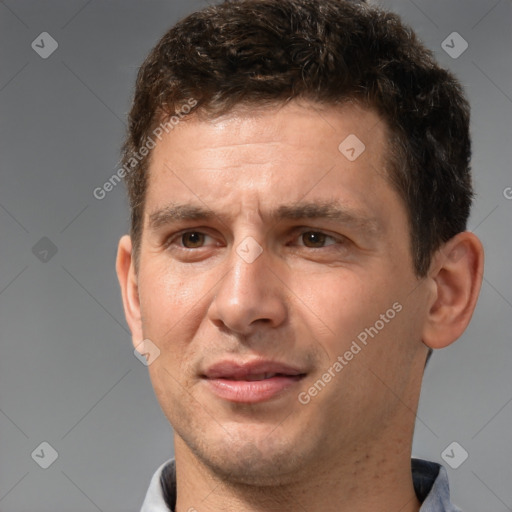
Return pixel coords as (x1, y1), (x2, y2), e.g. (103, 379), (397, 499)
(179, 421), (314, 487)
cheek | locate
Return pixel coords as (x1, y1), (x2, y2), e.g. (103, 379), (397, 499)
(289, 271), (390, 348)
(138, 264), (209, 347)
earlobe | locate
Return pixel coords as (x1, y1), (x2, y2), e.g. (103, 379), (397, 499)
(422, 231), (484, 349)
(116, 235), (143, 346)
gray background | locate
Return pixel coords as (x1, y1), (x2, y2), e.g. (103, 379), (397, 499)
(0, 0), (510, 510)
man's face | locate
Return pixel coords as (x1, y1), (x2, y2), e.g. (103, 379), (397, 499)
(128, 101), (431, 484)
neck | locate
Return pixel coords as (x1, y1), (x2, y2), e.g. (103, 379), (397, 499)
(173, 426), (421, 512)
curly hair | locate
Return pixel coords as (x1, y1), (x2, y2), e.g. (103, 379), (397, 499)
(121, 0), (472, 277)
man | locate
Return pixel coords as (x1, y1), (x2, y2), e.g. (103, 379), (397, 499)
(116, 0), (484, 510)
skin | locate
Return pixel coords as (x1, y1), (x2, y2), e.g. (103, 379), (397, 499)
(117, 100), (484, 512)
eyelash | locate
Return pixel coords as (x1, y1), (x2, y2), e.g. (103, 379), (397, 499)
(164, 229), (345, 250)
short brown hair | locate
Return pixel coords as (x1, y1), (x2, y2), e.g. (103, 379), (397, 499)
(121, 0), (473, 277)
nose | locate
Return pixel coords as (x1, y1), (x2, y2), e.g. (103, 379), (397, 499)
(208, 242), (288, 337)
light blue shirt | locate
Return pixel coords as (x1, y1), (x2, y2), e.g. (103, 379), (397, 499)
(141, 458), (461, 511)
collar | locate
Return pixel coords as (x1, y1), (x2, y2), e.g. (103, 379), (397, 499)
(141, 458), (462, 511)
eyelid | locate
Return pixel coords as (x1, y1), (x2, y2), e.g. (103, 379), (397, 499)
(164, 229), (219, 249)
(163, 227), (347, 250)
(292, 227), (346, 245)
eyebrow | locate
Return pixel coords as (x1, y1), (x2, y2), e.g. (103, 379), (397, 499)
(147, 201), (381, 235)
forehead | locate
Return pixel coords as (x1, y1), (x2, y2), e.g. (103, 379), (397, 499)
(145, 101), (399, 225)
(151, 100), (389, 162)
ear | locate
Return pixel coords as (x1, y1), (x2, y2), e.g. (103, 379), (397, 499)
(422, 231), (484, 349)
(116, 235), (143, 347)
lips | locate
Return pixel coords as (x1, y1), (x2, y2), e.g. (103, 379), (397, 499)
(229, 372), (290, 382)
(203, 360), (304, 380)
(201, 360), (307, 403)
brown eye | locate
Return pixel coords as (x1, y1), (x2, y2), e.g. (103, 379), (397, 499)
(181, 232), (205, 248)
(301, 231), (328, 248)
